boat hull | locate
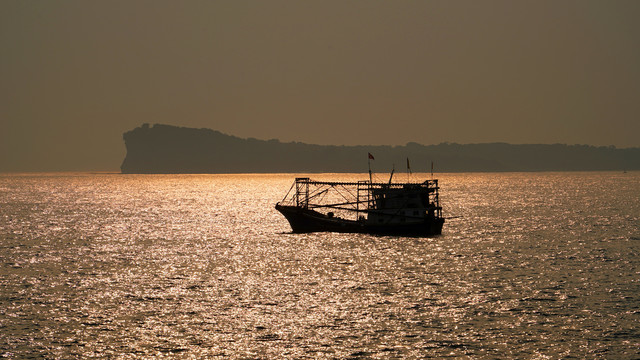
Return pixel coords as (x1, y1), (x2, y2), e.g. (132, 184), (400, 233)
(275, 204), (444, 236)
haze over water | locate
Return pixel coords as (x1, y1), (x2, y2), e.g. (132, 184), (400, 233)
(1, 172), (638, 358)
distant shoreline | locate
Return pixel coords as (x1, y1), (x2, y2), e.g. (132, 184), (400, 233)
(119, 124), (640, 174)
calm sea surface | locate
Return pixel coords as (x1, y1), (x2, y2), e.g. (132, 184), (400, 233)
(1, 172), (638, 359)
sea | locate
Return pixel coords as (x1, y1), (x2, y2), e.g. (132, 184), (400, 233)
(0, 172), (638, 359)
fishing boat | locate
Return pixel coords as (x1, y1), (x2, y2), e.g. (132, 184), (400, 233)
(275, 175), (444, 236)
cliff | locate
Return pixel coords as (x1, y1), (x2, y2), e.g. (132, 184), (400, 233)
(121, 124), (640, 173)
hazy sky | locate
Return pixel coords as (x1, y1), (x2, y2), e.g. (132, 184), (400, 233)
(2, 1), (639, 171)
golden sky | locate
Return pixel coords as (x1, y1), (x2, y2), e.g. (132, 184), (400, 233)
(2, 1), (639, 171)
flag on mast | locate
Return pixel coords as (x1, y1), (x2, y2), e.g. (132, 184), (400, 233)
(406, 157), (412, 175)
(368, 153), (375, 160)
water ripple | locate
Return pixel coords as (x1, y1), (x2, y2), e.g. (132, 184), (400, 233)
(0, 172), (638, 358)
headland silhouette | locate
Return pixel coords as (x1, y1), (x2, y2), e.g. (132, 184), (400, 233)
(121, 124), (640, 174)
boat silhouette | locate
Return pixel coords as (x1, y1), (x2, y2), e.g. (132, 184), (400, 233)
(276, 176), (444, 236)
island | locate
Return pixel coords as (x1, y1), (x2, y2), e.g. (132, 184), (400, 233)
(121, 124), (639, 174)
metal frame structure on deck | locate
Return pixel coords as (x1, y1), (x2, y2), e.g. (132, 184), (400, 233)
(280, 177), (442, 221)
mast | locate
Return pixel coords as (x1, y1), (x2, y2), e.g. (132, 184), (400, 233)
(368, 153), (374, 183)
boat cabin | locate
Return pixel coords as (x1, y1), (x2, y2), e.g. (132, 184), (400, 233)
(367, 185), (437, 225)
